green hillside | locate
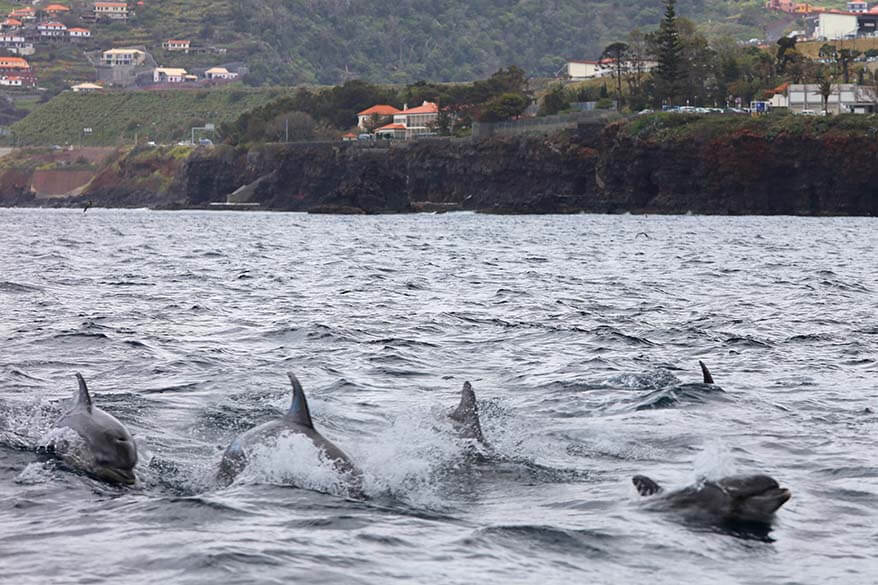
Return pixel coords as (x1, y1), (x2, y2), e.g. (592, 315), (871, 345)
(8, 88), (285, 146)
(18, 0), (818, 86)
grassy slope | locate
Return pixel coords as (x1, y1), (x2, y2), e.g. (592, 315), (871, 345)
(622, 111), (878, 143)
(8, 88), (287, 146)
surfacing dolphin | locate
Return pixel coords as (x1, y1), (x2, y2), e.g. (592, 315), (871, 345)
(217, 372), (362, 494)
(49, 373), (138, 485)
(635, 361), (722, 411)
(632, 473), (791, 525)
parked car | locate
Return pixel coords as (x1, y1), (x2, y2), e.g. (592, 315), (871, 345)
(198, 138), (213, 146)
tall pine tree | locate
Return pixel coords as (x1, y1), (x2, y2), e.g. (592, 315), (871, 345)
(655, 0), (684, 106)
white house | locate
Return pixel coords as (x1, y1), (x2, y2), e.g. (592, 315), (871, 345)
(38, 21), (68, 37)
(68, 27), (92, 39)
(153, 67), (188, 83)
(815, 13), (858, 39)
(94, 2), (128, 20)
(71, 82), (104, 92)
(0, 75), (22, 86)
(847, 1), (868, 13)
(163, 39), (190, 52)
(101, 48), (145, 66)
(204, 66), (237, 80)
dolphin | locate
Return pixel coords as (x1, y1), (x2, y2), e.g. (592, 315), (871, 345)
(635, 361), (722, 411)
(448, 381), (488, 446)
(50, 373), (138, 485)
(632, 474), (791, 524)
(218, 372), (362, 493)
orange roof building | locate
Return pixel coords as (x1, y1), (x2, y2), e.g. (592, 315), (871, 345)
(357, 104), (402, 116)
(0, 56), (36, 86)
(356, 104), (403, 130)
(45, 4), (71, 12)
(0, 56), (32, 69)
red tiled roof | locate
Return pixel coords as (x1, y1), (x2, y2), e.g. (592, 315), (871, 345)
(3, 18), (22, 26)
(69, 27), (90, 33)
(45, 4), (71, 11)
(95, 2), (128, 7)
(569, 58), (614, 65)
(376, 123), (406, 130)
(0, 57), (31, 68)
(402, 101), (438, 114)
(167, 39), (190, 43)
(358, 104), (401, 116)
(772, 82), (790, 94)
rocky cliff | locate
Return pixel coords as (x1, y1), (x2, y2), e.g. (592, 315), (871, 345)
(3, 114), (876, 215)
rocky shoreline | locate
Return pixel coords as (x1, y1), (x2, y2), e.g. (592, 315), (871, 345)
(2, 115), (877, 216)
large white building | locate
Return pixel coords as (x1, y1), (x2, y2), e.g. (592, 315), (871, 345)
(815, 13), (859, 39)
(566, 59), (659, 80)
(566, 60), (613, 80)
(774, 83), (878, 113)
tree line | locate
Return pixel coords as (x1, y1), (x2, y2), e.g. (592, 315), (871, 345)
(551, 0), (878, 112)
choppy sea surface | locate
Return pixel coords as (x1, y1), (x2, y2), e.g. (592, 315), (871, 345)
(0, 208), (875, 585)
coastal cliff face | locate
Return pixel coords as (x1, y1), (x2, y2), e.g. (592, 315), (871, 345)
(597, 117), (878, 215)
(2, 114), (876, 215)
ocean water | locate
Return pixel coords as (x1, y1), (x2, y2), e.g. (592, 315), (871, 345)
(0, 209), (875, 584)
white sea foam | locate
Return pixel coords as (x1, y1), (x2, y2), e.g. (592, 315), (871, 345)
(234, 431), (359, 498)
(692, 440), (737, 482)
(14, 461), (53, 485)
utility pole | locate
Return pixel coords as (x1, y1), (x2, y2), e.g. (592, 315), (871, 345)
(285, 117), (289, 142)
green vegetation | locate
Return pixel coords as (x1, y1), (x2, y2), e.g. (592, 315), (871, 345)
(622, 111), (878, 142)
(222, 68), (530, 143)
(8, 88), (286, 146)
(13, 0), (817, 87)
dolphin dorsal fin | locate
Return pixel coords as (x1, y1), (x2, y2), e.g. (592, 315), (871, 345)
(633, 475), (664, 496)
(450, 382), (477, 421)
(449, 381), (485, 442)
(699, 361), (714, 384)
(285, 372), (314, 428)
(74, 373), (93, 413)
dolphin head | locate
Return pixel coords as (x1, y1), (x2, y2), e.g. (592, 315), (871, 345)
(719, 475), (791, 523)
(62, 374), (138, 485)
